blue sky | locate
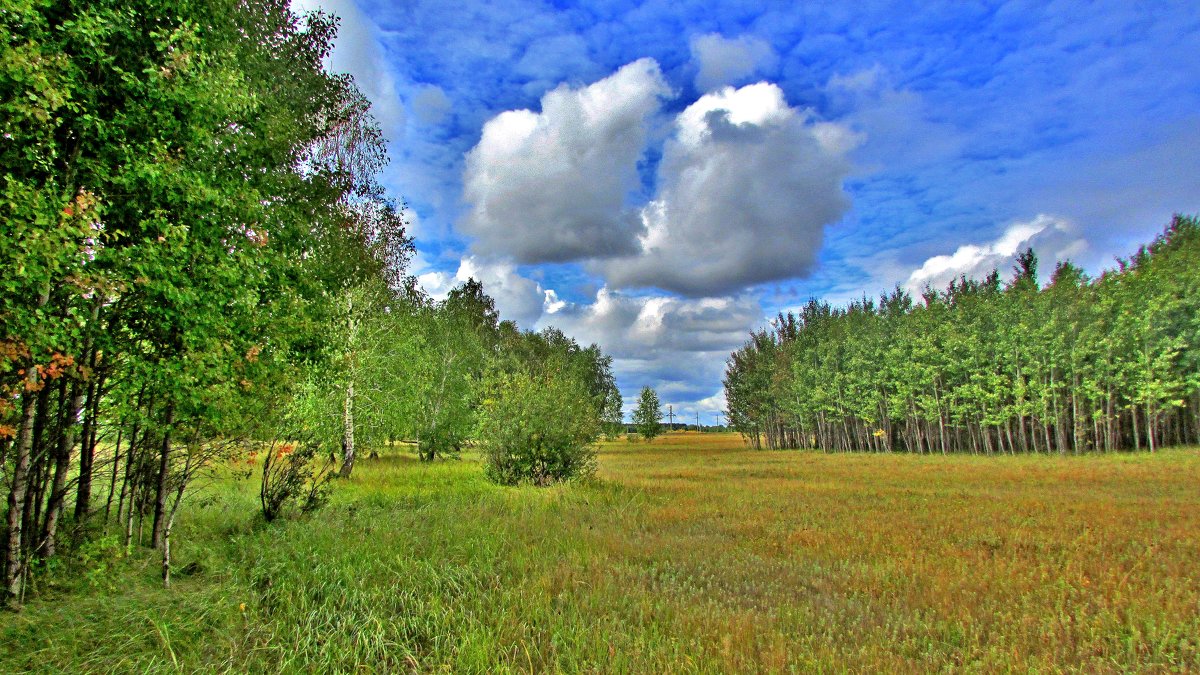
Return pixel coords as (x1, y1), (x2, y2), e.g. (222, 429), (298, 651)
(295, 0), (1200, 420)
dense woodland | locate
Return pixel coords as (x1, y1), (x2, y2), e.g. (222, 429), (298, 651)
(725, 217), (1200, 454)
(0, 0), (619, 607)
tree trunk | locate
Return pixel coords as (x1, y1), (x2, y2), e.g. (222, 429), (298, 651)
(72, 301), (102, 521)
(339, 378), (356, 478)
(161, 469), (188, 589)
(73, 379), (98, 522)
(1131, 404), (1140, 452)
(42, 379), (87, 559)
(103, 428), (123, 532)
(1146, 404), (1156, 453)
(151, 404), (175, 550)
(3, 365), (43, 607)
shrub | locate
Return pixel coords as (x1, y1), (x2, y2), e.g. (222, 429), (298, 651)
(259, 441), (336, 521)
(478, 369), (600, 485)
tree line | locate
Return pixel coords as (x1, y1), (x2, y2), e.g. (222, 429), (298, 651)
(725, 217), (1200, 455)
(0, 0), (618, 607)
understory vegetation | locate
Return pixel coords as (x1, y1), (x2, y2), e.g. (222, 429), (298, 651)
(2, 434), (1197, 672)
(726, 217), (1200, 454)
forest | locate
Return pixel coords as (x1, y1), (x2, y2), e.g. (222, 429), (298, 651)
(0, 0), (619, 607)
(724, 218), (1200, 454)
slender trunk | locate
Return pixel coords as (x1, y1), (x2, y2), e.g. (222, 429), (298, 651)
(151, 404), (175, 550)
(117, 427), (140, 543)
(123, 469), (137, 555)
(161, 462), (189, 589)
(1071, 373), (1082, 453)
(3, 370), (43, 607)
(42, 379), (87, 559)
(1131, 404), (1140, 452)
(73, 379), (98, 522)
(339, 378), (355, 478)
(72, 302), (101, 521)
(3, 284), (53, 606)
(1146, 404), (1156, 453)
(103, 429), (123, 532)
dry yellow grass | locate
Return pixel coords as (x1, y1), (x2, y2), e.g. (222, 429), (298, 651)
(585, 432), (1200, 672)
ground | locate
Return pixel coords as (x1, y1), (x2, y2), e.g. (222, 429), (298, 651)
(3, 433), (1198, 672)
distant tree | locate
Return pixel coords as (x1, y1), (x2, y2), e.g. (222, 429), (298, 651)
(633, 387), (663, 441)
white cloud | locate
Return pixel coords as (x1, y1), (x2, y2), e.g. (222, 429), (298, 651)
(413, 253), (548, 328)
(460, 59), (671, 263)
(693, 390), (729, 416)
(598, 82), (859, 297)
(545, 288), (760, 357)
(690, 33), (778, 92)
(905, 214), (1089, 294)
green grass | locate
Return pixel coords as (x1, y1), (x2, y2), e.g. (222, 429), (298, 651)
(3, 433), (1199, 672)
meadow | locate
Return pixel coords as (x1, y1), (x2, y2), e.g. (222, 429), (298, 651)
(2, 432), (1198, 673)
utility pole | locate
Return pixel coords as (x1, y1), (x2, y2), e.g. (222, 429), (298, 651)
(667, 405), (676, 430)
(695, 411), (700, 431)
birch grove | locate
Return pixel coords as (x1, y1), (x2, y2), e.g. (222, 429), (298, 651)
(725, 217), (1200, 454)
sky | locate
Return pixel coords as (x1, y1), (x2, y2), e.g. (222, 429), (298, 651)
(293, 0), (1200, 421)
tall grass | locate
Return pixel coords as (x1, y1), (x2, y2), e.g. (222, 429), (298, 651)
(3, 433), (1198, 672)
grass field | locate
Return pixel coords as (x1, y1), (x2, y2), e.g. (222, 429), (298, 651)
(3, 433), (1199, 673)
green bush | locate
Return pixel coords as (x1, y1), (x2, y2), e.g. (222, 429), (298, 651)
(478, 369), (600, 485)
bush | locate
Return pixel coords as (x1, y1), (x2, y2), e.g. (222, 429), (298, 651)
(478, 369), (600, 485)
(259, 441), (336, 522)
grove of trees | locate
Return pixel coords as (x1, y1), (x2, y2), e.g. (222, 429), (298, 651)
(724, 217), (1200, 454)
(0, 0), (618, 607)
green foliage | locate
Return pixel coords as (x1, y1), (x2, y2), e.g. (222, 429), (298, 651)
(633, 386), (663, 441)
(725, 216), (1200, 453)
(478, 368), (600, 485)
(0, 0), (415, 600)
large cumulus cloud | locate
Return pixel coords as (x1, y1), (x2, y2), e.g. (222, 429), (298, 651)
(461, 64), (858, 297)
(460, 58), (670, 263)
(597, 82), (859, 297)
